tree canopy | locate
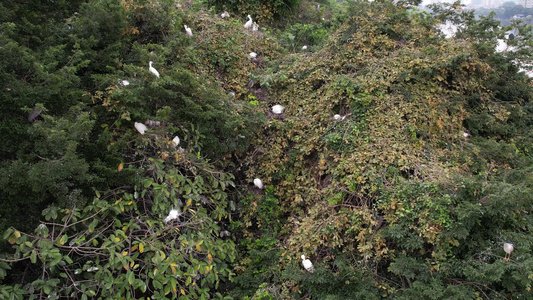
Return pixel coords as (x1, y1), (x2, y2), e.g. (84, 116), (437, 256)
(0, 0), (532, 299)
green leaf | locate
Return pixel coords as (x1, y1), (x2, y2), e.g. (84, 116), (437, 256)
(127, 270), (134, 285)
(3, 228), (14, 240)
(64, 255), (73, 264)
(49, 256), (62, 267)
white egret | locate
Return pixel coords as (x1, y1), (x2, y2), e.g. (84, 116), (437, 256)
(334, 114), (342, 120)
(301, 255), (314, 273)
(272, 104), (285, 115)
(121, 80), (130, 86)
(149, 61), (160, 78)
(253, 178), (263, 189)
(462, 132), (470, 138)
(164, 208), (180, 223)
(220, 11), (230, 18)
(302, 45), (308, 50)
(253, 23), (259, 31)
(171, 136), (180, 147)
(249, 52), (257, 59)
(184, 25), (193, 37)
(504, 242), (514, 261)
(244, 15), (253, 30)
(134, 122), (147, 135)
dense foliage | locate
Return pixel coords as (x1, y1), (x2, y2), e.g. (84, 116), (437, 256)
(1, 0), (532, 299)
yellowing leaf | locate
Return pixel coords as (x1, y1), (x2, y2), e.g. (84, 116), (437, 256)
(14, 231), (21, 238)
(208, 253), (213, 263)
(118, 162), (123, 172)
(186, 199), (192, 206)
(115, 237), (121, 242)
(139, 243), (144, 253)
(205, 265), (212, 274)
(180, 289), (186, 296)
(59, 234), (68, 245)
(122, 251), (128, 256)
(196, 243), (201, 251)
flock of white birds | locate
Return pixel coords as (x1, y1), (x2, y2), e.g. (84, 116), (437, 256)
(128, 12), (527, 274)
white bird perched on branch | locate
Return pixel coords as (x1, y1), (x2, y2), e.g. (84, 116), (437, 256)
(171, 136), (180, 147)
(302, 45), (308, 50)
(504, 242), (514, 261)
(253, 178), (263, 189)
(164, 208), (180, 223)
(220, 11), (230, 18)
(249, 52), (257, 59)
(184, 25), (193, 37)
(134, 122), (147, 135)
(301, 255), (314, 273)
(149, 61), (160, 78)
(272, 104), (285, 115)
(252, 23), (259, 31)
(244, 15), (253, 30)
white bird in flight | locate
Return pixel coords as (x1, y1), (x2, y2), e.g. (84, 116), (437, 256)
(301, 255), (314, 273)
(272, 104), (285, 115)
(244, 15), (253, 30)
(134, 122), (147, 135)
(149, 61), (160, 78)
(184, 25), (192, 37)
